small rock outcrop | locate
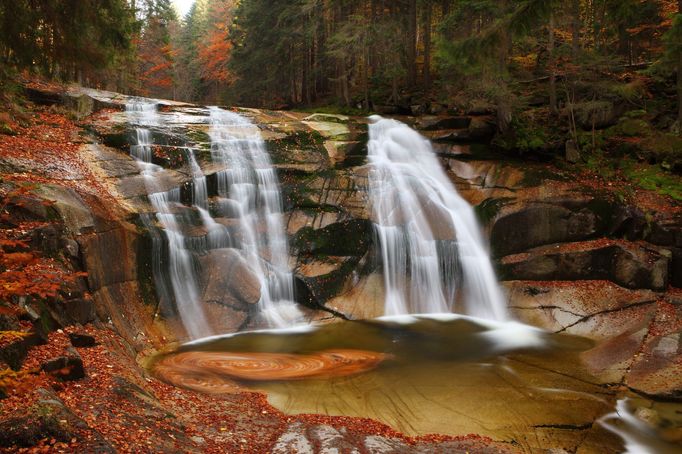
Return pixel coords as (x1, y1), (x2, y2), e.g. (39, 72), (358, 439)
(499, 241), (669, 291)
(199, 248), (261, 308)
(41, 347), (86, 381)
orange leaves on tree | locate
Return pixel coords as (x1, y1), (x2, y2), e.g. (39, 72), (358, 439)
(141, 44), (176, 90)
(198, 27), (234, 84)
(198, 0), (236, 85)
(137, 16), (177, 95)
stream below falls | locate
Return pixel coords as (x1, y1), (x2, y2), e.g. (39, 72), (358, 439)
(150, 315), (682, 453)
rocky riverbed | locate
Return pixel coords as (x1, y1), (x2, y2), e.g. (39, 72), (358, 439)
(1, 83), (680, 452)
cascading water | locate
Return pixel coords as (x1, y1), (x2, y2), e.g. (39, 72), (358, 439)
(126, 100), (215, 339)
(368, 116), (507, 321)
(207, 107), (301, 327)
(125, 101), (300, 338)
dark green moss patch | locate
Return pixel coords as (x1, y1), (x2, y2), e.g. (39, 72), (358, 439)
(294, 219), (372, 257)
(621, 161), (682, 201)
(475, 197), (514, 225)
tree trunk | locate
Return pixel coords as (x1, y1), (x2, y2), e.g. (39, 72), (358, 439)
(407, 0), (417, 86)
(549, 12), (557, 114)
(341, 56), (351, 107)
(571, 0), (580, 59)
(363, 33), (370, 110)
(678, 0), (682, 134)
(423, 1), (432, 92)
(497, 0), (510, 74)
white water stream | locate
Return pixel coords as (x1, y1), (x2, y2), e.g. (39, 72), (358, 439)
(368, 116), (507, 320)
(207, 107), (301, 327)
(126, 101), (214, 339)
(125, 102), (301, 337)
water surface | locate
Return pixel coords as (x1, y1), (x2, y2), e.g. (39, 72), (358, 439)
(152, 315), (652, 452)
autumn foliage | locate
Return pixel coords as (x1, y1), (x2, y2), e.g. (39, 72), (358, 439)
(0, 177), (85, 396)
(198, 1), (235, 85)
(0, 185), (85, 302)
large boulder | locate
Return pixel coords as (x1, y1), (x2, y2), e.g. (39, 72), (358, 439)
(0, 388), (114, 451)
(293, 219), (371, 257)
(416, 116), (471, 131)
(507, 280), (658, 340)
(491, 203), (597, 257)
(499, 241), (670, 291)
(467, 116), (496, 141)
(198, 248), (261, 309)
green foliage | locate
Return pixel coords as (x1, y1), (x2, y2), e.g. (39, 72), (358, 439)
(0, 0), (137, 81)
(618, 118), (651, 137)
(662, 13), (682, 68)
(620, 160), (682, 201)
(494, 114), (549, 152)
(575, 130), (607, 154)
(585, 153), (618, 180)
(475, 197), (513, 224)
(229, 0), (305, 106)
(437, 0), (554, 79)
(173, 0), (210, 101)
(607, 80), (648, 104)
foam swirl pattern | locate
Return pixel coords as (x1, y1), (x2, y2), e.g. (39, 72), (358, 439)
(154, 349), (388, 394)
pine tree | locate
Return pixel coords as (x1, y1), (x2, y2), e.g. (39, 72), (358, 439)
(0, 0), (136, 85)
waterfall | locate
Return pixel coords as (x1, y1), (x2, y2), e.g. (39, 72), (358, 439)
(126, 101), (213, 339)
(125, 101), (301, 337)
(368, 116), (507, 321)
(207, 107), (301, 327)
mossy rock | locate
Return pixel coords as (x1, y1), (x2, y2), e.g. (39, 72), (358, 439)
(303, 113), (350, 124)
(571, 101), (618, 130)
(63, 94), (94, 120)
(475, 197), (513, 226)
(0, 407), (73, 448)
(186, 128), (211, 144)
(294, 219), (372, 257)
(639, 134), (682, 171)
(618, 119), (651, 138)
(266, 130), (327, 165)
(0, 123), (15, 135)
(621, 162), (682, 201)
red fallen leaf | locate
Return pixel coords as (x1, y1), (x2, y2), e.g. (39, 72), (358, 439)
(1, 252), (36, 267)
(0, 239), (29, 250)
